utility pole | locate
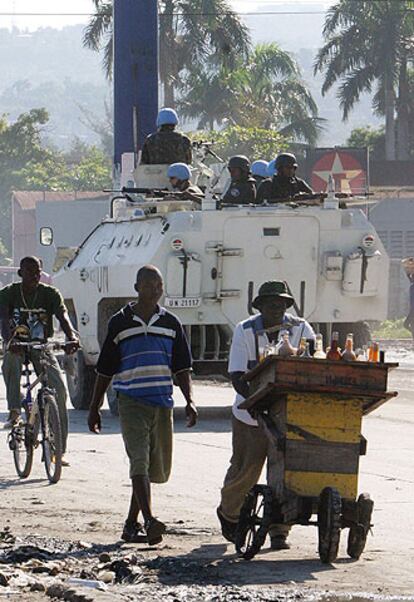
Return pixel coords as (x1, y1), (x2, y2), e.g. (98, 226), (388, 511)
(113, 0), (158, 172)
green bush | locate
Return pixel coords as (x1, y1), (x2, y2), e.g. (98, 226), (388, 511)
(190, 126), (288, 163)
(372, 318), (412, 339)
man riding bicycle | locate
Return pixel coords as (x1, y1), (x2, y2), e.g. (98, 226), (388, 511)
(0, 256), (79, 465)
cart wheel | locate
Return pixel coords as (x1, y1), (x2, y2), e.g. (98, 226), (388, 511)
(347, 493), (374, 560)
(318, 487), (342, 564)
(235, 485), (273, 560)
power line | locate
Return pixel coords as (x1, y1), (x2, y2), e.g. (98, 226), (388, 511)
(0, 13), (95, 17)
(0, 10), (327, 17)
(163, 11), (327, 15)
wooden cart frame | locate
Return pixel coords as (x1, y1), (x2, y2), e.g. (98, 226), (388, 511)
(236, 356), (398, 563)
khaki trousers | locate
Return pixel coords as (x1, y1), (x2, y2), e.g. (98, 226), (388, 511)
(2, 350), (68, 454)
(220, 415), (290, 538)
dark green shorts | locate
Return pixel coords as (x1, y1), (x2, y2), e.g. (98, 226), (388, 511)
(118, 392), (173, 482)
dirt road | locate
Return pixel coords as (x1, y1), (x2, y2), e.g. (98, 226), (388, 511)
(0, 368), (413, 600)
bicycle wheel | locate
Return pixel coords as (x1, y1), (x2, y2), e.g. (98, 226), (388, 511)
(11, 422), (34, 479)
(41, 394), (62, 484)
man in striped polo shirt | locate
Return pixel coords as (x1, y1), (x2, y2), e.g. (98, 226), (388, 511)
(88, 265), (197, 545)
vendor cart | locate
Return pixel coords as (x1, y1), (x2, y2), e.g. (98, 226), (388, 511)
(236, 356), (398, 563)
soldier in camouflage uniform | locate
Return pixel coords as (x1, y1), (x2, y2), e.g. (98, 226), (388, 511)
(221, 156), (256, 205)
(256, 153), (313, 204)
(141, 108), (192, 165)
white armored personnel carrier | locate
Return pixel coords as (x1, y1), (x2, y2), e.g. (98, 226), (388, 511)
(53, 162), (388, 409)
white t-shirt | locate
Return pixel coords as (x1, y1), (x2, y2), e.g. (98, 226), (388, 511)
(228, 313), (316, 426)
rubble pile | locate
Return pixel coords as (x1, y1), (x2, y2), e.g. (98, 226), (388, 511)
(0, 526), (309, 601)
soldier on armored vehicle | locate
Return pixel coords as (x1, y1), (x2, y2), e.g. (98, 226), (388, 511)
(256, 153), (313, 204)
(141, 108), (192, 165)
(167, 163), (203, 202)
(222, 155), (256, 205)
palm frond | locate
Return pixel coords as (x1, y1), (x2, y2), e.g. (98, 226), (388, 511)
(103, 34), (113, 80)
(82, 1), (112, 51)
(338, 65), (376, 120)
(279, 116), (326, 146)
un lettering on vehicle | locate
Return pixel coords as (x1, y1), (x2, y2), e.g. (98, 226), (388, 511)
(165, 297), (201, 308)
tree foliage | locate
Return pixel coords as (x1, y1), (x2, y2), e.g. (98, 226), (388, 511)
(346, 126), (385, 160)
(179, 43), (324, 145)
(191, 126), (288, 162)
(0, 110), (111, 259)
(84, 7), (320, 145)
(315, 0), (414, 159)
(78, 99), (113, 157)
(12, 147), (111, 192)
(83, 0), (250, 105)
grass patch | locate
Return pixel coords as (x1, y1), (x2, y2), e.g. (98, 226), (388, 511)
(373, 318), (412, 339)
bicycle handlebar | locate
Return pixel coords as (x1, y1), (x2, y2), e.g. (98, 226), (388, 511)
(12, 340), (80, 353)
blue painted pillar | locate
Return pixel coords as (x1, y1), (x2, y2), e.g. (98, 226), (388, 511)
(113, 0), (158, 168)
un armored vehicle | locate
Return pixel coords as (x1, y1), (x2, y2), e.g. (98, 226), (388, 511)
(53, 163), (388, 410)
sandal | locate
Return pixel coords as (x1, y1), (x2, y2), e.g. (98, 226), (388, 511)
(145, 517), (166, 546)
(121, 520), (147, 543)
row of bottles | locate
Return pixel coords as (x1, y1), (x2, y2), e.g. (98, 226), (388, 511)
(325, 332), (383, 362)
(261, 332), (383, 362)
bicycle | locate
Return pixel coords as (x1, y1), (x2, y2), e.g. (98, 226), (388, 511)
(7, 340), (69, 484)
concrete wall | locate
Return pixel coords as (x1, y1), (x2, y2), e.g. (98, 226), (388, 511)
(370, 161), (414, 187)
(12, 204), (37, 263)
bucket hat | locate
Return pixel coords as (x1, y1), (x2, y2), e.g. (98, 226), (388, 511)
(252, 280), (294, 309)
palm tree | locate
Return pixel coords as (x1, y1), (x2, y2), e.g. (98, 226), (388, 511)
(314, 0), (414, 160)
(176, 66), (237, 129)
(236, 44), (324, 145)
(179, 43), (323, 144)
(83, 1), (112, 76)
(83, 0), (250, 107)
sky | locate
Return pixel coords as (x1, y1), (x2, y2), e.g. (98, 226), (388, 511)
(0, 0), (332, 31)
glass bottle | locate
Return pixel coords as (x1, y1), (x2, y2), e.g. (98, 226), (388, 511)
(326, 331), (341, 360)
(277, 333), (297, 357)
(297, 337), (306, 356)
(357, 345), (368, 361)
(341, 333), (357, 361)
(300, 342), (312, 358)
(264, 343), (276, 358)
(313, 334), (326, 359)
(368, 342), (380, 362)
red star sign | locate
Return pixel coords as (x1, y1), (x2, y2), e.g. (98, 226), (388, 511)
(311, 151), (366, 194)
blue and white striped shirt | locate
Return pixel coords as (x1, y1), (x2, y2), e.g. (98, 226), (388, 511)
(97, 303), (192, 408)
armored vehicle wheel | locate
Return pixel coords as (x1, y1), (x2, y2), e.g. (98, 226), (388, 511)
(333, 321), (371, 349)
(318, 487), (342, 564)
(353, 321), (371, 348)
(235, 485), (273, 560)
(66, 351), (96, 410)
(347, 493), (374, 560)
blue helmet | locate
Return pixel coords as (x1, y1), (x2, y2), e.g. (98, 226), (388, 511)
(167, 163), (191, 181)
(267, 158), (277, 177)
(251, 160), (269, 178)
(157, 107), (179, 127)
